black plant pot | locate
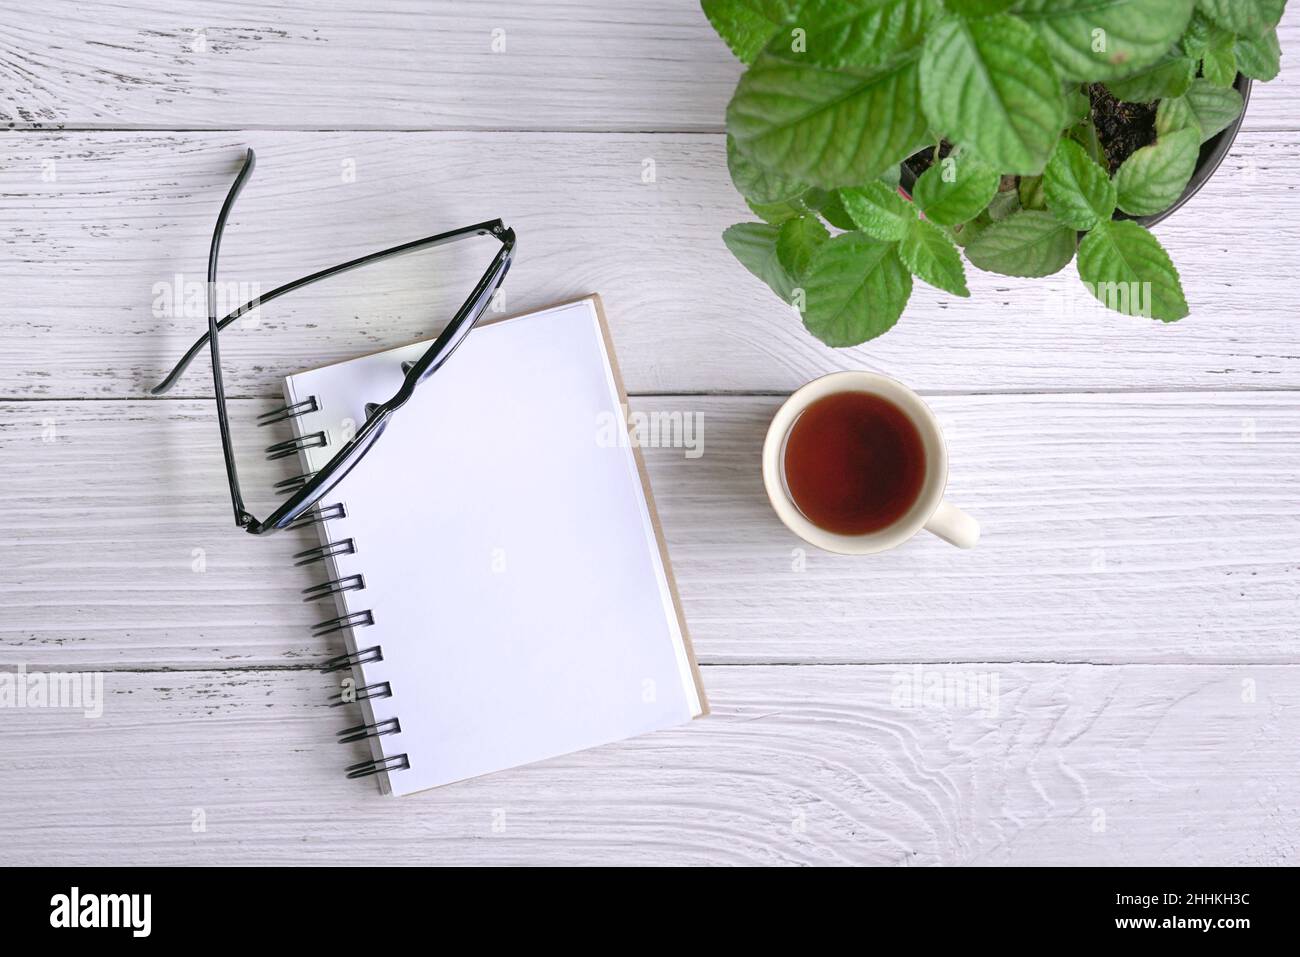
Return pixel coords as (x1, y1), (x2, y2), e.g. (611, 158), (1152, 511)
(1131, 73), (1251, 227)
(898, 74), (1252, 229)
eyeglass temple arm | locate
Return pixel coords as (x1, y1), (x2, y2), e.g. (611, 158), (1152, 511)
(207, 148), (257, 527)
(151, 218), (512, 397)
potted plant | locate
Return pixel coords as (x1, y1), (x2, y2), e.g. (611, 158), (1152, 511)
(705, 0), (1286, 346)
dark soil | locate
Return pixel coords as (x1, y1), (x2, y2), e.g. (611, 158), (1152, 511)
(1087, 84), (1157, 172)
(902, 140), (951, 180)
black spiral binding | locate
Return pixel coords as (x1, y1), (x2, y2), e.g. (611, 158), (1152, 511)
(337, 717), (401, 743)
(313, 610), (375, 637)
(328, 680), (391, 707)
(268, 394), (410, 784)
(293, 539), (355, 566)
(285, 503), (347, 530)
(302, 574), (365, 602)
(346, 754), (410, 779)
(257, 396), (318, 426)
(321, 646), (384, 672)
(265, 431), (328, 461)
(275, 472), (315, 495)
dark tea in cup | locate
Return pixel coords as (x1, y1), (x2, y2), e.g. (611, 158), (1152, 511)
(781, 391), (926, 536)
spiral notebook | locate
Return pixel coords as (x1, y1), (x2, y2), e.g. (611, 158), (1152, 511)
(278, 295), (707, 795)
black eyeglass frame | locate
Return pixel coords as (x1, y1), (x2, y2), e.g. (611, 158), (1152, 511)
(151, 148), (516, 535)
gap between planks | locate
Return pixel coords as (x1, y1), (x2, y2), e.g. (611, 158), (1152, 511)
(3, 661), (1299, 675)
(7, 386), (1300, 403)
(8, 124), (1300, 135)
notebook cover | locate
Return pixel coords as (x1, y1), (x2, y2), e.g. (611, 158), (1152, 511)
(282, 294), (707, 793)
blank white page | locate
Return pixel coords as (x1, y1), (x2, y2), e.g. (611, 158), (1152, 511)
(285, 298), (705, 795)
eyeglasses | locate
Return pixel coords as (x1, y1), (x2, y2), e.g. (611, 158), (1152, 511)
(152, 148), (516, 535)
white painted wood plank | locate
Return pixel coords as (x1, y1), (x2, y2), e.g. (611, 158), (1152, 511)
(0, 0), (739, 132)
(3, 393), (1296, 668)
(2, 1), (1297, 132)
(2, 130), (1298, 398)
(0, 663), (1294, 865)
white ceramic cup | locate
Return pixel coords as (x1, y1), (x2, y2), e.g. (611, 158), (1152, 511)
(762, 372), (979, 555)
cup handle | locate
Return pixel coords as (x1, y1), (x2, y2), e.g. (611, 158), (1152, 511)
(924, 500), (980, 549)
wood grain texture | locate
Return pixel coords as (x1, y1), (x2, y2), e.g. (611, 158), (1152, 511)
(0, 664), (1294, 866)
(4, 0), (1299, 868)
(4, 394), (1296, 669)
(0, 0), (739, 132)
(1, 129), (1298, 399)
(1, 1), (1297, 132)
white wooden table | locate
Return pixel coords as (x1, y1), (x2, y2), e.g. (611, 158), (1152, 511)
(2, 1), (1298, 866)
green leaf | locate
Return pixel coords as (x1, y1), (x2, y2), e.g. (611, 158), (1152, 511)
(793, 0), (938, 69)
(985, 185), (1021, 221)
(911, 152), (1001, 225)
(951, 215), (990, 247)
(1184, 78), (1245, 143)
(803, 188), (859, 230)
(728, 48), (930, 188)
(965, 209), (1077, 277)
(1018, 174), (1047, 211)
(701, 0), (801, 64)
(1069, 116), (1108, 167)
(945, 0), (1018, 16)
(1201, 22), (1238, 86)
(802, 233), (914, 346)
(1017, 0), (1195, 81)
(1196, 0), (1285, 39)
(839, 181), (915, 241)
(1105, 56), (1197, 102)
(1180, 11), (1212, 59)
(776, 215), (831, 279)
(1076, 219), (1188, 321)
(919, 15), (1065, 175)
(1063, 86), (1093, 125)
(1115, 127), (1200, 216)
(1043, 138), (1117, 230)
(723, 222), (797, 302)
(899, 217), (970, 297)
(1235, 28), (1282, 81)
(746, 196), (804, 224)
(1156, 95), (1200, 137)
(727, 135), (807, 204)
